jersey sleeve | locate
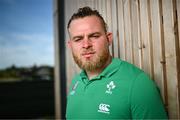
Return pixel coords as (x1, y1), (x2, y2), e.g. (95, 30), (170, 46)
(130, 72), (168, 119)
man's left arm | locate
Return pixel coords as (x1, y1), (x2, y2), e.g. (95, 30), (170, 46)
(130, 72), (168, 119)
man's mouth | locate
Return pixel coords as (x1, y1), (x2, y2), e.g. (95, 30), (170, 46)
(82, 52), (95, 58)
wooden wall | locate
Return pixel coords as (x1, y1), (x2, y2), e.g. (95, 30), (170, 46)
(65, 0), (180, 118)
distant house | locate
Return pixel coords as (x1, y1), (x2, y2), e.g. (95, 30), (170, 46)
(36, 66), (53, 81)
(19, 66), (53, 81)
(20, 68), (34, 81)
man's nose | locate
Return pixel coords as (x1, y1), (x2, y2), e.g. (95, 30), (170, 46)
(82, 38), (92, 48)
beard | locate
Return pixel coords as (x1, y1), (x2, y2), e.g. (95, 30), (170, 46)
(72, 47), (110, 72)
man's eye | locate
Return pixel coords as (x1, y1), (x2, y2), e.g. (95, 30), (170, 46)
(73, 38), (81, 42)
(91, 35), (100, 39)
(93, 35), (99, 38)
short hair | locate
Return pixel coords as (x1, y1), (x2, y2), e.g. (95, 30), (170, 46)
(67, 6), (107, 32)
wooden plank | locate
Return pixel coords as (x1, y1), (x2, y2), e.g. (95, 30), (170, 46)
(85, 0), (95, 8)
(65, 0), (80, 91)
(77, 0), (85, 8)
(97, 0), (102, 14)
(123, 0), (133, 63)
(106, 0), (113, 55)
(77, 0), (94, 8)
(101, 0), (107, 22)
(176, 0), (180, 117)
(149, 0), (168, 105)
(92, 0), (97, 9)
(177, 0), (180, 54)
(162, 0), (179, 118)
(76, 0), (94, 8)
(139, 0), (153, 76)
(111, 0), (119, 58)
(117, 0), (126, 60)
(130, 0), (142, 68)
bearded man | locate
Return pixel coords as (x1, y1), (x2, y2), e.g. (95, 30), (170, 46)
(66, 6), (168, 119)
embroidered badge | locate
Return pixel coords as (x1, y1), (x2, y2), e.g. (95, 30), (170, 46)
(105, 81), (116, 94)
(70, 81), (79, 95)
(98, 103), (110, 114)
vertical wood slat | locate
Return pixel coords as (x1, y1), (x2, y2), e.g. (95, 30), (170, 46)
(101, 0), (107, 23)
(117, 0), (126, 60)
(85, 0), (94, 8)
(162, 0), (179, 118)
(123, 0), (133, 63)
(177, 0), (180, 54)
(176, 0), (180, 117)
(65, 0), (80, 91)
(93, 0), (98, 10)
(97, 0), (102, 15)
(77, 0), (95, 8)
(149, 0), (166, 101)
(105, 0), (113, 55)
(64, 0), (180, 118)
(159, 0), (169, 112)
(131, 0), (142, 68)
(77, 0), (84, 8)
(173, 0), (180, 118)
(139, 0), (153, 76)
(111, 0), (119, 58)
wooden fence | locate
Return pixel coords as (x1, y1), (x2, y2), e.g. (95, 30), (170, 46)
(65, 0), (180, 118)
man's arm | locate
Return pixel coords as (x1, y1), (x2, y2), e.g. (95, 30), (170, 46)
(130, 72), (168, 119)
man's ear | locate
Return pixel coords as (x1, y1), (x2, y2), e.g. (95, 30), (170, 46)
(67, 40), (71, 49)
(106, 32), (113, 45)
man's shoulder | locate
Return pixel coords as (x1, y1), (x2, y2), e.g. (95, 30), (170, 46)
(116, 58), (143, 75)
(72, 73), (81, 81)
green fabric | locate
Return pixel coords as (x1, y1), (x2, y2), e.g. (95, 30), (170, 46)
(66, 58), (168, 119)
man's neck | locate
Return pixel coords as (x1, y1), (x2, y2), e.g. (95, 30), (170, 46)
(86, 56), (112, 80)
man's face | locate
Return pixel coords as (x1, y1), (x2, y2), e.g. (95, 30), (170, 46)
(68, 16), (112, 71)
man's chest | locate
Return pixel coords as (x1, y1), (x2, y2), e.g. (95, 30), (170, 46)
(66, 79), (131, 119)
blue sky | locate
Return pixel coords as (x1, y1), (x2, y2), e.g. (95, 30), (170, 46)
(0, 0), (54, 69)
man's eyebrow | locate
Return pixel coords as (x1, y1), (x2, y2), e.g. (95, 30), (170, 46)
(88, 32), (101, 36)
(71, 32), (101, 40)
(72, 35), (83, 40)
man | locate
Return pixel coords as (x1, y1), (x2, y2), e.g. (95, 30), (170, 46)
(66, 6), (168, 119)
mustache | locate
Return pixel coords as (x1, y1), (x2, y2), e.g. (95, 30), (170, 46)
(81, 48), (95, 54)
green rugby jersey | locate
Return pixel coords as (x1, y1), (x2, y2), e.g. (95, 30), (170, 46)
(66, 58), (168, 119)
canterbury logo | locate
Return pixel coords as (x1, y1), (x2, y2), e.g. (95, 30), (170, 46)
(98, 103), (110, 114)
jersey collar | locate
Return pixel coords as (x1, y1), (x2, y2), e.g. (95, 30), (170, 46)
(99, 58), (122, 78)
(79, 58), (122, 82)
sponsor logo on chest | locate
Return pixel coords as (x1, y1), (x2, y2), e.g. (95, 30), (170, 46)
(98, 103), (110, 114)
(97, 81), (116, 114)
